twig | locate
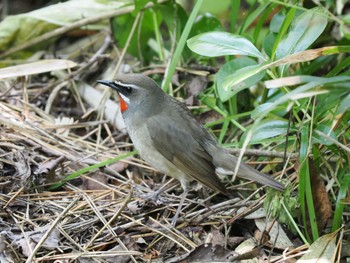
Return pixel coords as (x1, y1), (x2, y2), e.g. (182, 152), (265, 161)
(26, 198), (79, 263)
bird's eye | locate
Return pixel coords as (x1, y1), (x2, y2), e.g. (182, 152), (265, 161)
(124, 86), (132, 95)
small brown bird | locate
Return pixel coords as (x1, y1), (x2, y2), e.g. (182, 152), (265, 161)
(98, 74), (284, 224)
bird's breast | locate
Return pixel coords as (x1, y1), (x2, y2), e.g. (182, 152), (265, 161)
(124, 118), (190, 183)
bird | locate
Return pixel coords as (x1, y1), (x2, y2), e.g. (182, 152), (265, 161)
(97, 74), (284, 225)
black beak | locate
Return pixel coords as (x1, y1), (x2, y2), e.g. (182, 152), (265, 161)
(97, 79), (124, 93)
(97, 79), (133, 98)
(97, 79), (117, 90)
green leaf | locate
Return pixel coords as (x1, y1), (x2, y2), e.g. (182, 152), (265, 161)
(340, 22), (350, 40)
(250, 119), (289, 142)
(271, 8), (296, 60)
(49, 151), (137, 190)
(222, 62), (268, 92)
(0, 0), (127, 52)
(190, 13), (223, 37)
(223, 46), (350, 90)
(270, 12), (285, 33)
(162, 0), (203, 91)
(251, 103), (289, 120)
(215, 57), (265, 101)
(263, 32), (276, 58)
(187, 32), (266, 60)
(134, 0), (156, 13)
(276, 7), (328, 59)
(199, 0), (231, 15)
(315, 86), (350, 117)
(239, 1), (270, 34)
(251, 76), (350, 119)
(312, 124), (337, 146)
(337, 92), (350, 114)
(332, 172), (350, 231)
(112, 10), (156, 60)
(300, 125), (319, 242)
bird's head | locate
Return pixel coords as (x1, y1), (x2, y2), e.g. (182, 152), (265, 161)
(97, 74), (163, 113)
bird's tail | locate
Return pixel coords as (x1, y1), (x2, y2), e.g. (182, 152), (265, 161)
(236, 163), (285, 191)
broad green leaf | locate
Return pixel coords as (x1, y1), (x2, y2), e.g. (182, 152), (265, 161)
(337, 93), (350, 114)
(224, 46), (350, 91)
(315, 86), (350, 117)
(112, 11), (152, 59)
(190, 13), (223, 37)
(134, 0), (156, 13)
(312, 124), (337, 146)
(216, 58), (265, 101)
(187, 32), (266, 60)
(276, 7), (328, 59)
(270, 12), (285, 33)
(250, 119), (289, 142)
(252, 76), (350, 118)
(198, 0), (231, 15)
(263, 32), (276, 58)
(222, 62), (268, 92)
(340, 23), (350, 40)
(0, 0), (128, 51)
(271, 8), (296, 60)
(251, 103), (289, 120)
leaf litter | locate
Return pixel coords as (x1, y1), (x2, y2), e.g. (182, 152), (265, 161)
(0, 3), (335, 263)
(0, 59), (296, 263)
(1, 71), (307, 263)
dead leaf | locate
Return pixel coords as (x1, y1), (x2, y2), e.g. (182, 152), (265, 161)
(309, 159), (333, 231)
(255, 218), (294, 249)
(29, 228), (60, 250)
(0, 60), (77, 79)
(35, 156), (65, 183)
(184, 75), (208, 106)
(9, 227), (60, 257)
(296, 232), (337, 262)
(211, 230), (226, 247)
(108, 160), (130, 173)
(198, 110), (222, 125)
(168, 243), (237, 263)
(12, 151), (31, 185)
(81, 171), (109, 190)
(234, 238), (258, 261)
(54, 117), (74, 136)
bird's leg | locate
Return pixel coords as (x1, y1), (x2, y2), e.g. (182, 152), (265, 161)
(171, 188), (189, 227)
(141, 178), (178, 205)
(154, 178), (177, 196)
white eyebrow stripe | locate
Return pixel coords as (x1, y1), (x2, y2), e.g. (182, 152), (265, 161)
(114, 80), (140, 89)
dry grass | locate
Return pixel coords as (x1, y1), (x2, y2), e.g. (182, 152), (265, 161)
(0, 78), (301, 263)
(0, 36), (300, 263)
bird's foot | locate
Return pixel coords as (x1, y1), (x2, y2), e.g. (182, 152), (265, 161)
(139, 190), (167, 206)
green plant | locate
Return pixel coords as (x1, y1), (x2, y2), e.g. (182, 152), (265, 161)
(187, 2), (350, 243)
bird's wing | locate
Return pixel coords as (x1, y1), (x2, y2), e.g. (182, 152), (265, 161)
(146, 115), (228, 195)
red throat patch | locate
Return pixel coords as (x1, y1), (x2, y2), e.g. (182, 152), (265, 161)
(118, 94), (128, 112)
